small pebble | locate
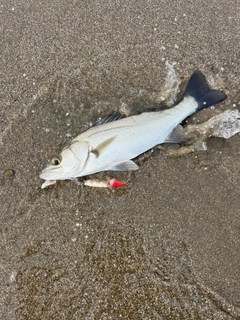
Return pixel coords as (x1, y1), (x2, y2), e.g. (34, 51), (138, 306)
(4, 169), (15, 178)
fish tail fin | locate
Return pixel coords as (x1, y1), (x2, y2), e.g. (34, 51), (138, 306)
(183, 71), (227, 111)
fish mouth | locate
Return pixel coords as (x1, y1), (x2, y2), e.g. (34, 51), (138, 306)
(40, 165), (72, 180)
(41, 179), (57, 189)
(39, 172), (52, 180)
(39, 167), (59, 180)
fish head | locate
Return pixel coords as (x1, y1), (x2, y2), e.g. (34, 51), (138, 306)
(39, 140), (90, 181)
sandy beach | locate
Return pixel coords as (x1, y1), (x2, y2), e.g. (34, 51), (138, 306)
(1, 0), (239, 319)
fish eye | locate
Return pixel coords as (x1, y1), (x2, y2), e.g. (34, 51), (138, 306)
(51, 157), (61, 165)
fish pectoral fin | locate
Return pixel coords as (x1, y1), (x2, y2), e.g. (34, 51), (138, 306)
(107, 160), (139, 171)
(164, 125), (188, 143)
(91, 136), (117, 157)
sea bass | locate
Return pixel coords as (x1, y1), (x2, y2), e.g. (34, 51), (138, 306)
(40, 71), (227, 188)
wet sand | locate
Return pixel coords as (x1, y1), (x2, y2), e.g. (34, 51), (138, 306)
(1, 0), (240, 319)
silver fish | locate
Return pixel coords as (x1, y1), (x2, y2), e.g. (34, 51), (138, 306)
(40, 71), (227, 188)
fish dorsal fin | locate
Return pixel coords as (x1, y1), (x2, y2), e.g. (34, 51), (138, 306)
(106, 160), (139, 171)
(141, 105), (167, 113)
(91, 136), (117, 157)
(165, 125), (188, 143)
(95, 112), (125, 126)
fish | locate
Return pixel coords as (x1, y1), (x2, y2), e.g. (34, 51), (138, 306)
(40, 71), (227, 188)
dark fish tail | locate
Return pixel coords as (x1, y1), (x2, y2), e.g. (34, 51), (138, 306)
(183, 71), (227, 111)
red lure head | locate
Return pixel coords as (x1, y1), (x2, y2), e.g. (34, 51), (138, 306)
(109, 178), (127, 188)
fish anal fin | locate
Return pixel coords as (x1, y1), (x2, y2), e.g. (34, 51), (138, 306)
(165, 125), (188, 143)
(107, 160), (139, 171)
(91, 136), (117, 157)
